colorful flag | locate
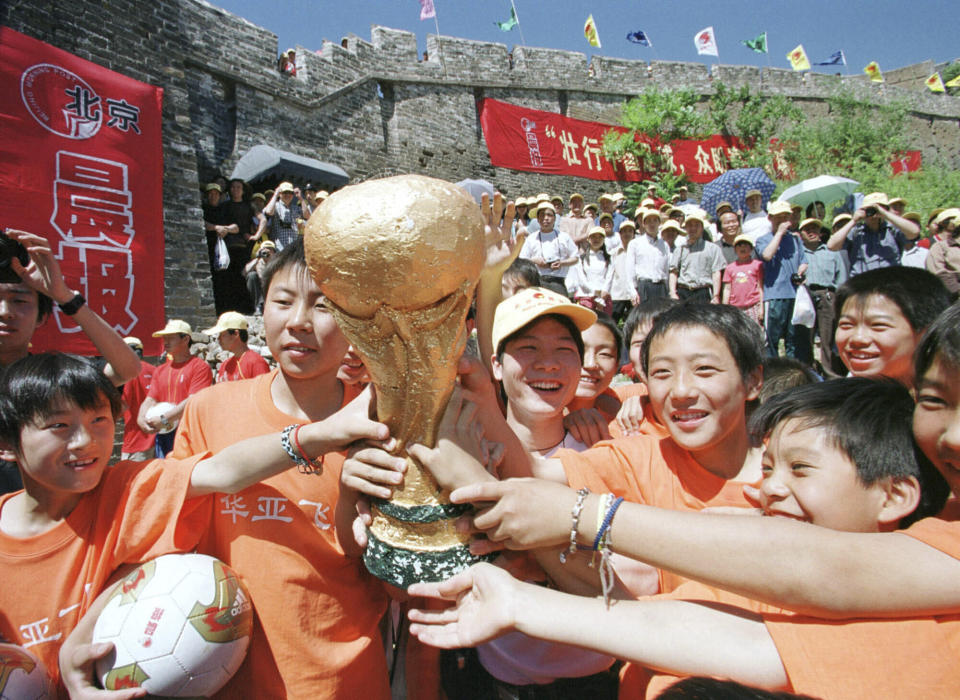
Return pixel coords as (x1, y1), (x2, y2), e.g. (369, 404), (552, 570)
(926, 73), (946, 93)
(815, 50), (846, 66)
(741, 32), (767, 54)
(584, 14), (601, 48)
(694, 26), (718, 57)
(495, 6), (518, 31)
(627, 29), (651, 47)
(946, 74), (960, 89)
(418, 0), (435, 20)
(864, 61), (883, 82)
(787, 45), (810, 71)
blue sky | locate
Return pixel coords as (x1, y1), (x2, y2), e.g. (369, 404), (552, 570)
(214, 0), (957, 75)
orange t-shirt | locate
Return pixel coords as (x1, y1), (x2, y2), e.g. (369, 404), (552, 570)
(0, 456), (209, 691)
(172, 370), (390, 700)
(759, 506), (960, 699)
(216, 350), (270, 383)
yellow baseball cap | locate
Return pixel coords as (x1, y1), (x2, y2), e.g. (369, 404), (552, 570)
(203, 311), (248, 337)
(152, 319), (192, 337)
(492, 288), (596, 353)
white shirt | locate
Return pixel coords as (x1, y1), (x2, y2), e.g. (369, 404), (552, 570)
(519, 229), (579, 279)
(742, 212), (770, 243)
(603, 232), (622, 255)
(901, 245), (929, 269)
(610, 247), (636, 301)
(565, 250), (613, 298)
(626, 233), (671, 283)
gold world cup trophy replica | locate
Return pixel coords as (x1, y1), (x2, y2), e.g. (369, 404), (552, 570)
(304, 174), (488, 586)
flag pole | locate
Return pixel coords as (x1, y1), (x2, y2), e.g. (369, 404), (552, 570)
(510, 0), (526, 47)
(432, 7), (447, 78)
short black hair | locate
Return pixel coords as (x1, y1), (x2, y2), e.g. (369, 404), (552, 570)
(495, 313), (585, 364)
(623, 298), (680, 356)
(261, 237), (307, 297)
(835, 267), (953, 333)
(749, 378), (949, 527)
(232, 328), (249, 343)
(0, 353), (122, 454)
(641, 304), (764, 382)
(915, 303), (960, 385)
(759, 357), (821, 404)
(502, 258), (541, 290)
(587, 314), (622, 357)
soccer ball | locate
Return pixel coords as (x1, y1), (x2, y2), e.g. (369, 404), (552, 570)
(92, 553), (252, 697)
(0, 643), (51, 700)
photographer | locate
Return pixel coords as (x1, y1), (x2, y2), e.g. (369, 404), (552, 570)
(827, 192), (920, 276)
(0, 228), (140, 492)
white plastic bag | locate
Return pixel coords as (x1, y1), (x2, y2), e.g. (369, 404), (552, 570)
(214, 237), (230, 270)
(791, 285), (816, 328)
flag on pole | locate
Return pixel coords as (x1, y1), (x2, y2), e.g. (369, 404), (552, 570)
(926, 73), (946, 93)
(741, 32), (767, 54)
(946, 74), (960, 89)
(815, 50), (846, 66)
(495, 6), (518, 31)
(418, 0), (435, 20)
(694, 26), (718, 57)
(626, 29), (651, 46)
(864, 61), (883, 82)
(787, 45), (811, 71)
(584, 14), (601, 48)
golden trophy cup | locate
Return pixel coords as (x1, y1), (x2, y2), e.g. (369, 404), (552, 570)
(304, 174), (487, 586)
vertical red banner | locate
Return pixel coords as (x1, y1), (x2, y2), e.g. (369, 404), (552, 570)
(0, 27), (165, 356)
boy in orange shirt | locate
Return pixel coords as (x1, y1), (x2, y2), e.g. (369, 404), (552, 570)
(405, 376), (954, 698)
(0, 352), (387, 694)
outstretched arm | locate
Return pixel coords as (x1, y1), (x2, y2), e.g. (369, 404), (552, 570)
(451, 480), (960, 618)
(8, 229), (140, 385)
(408, 563), (788, 689)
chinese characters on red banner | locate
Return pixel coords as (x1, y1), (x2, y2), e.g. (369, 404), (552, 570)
(479, 98), (743, 184)
(0, 28), (165, 356)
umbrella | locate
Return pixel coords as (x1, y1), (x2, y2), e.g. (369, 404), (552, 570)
(700, 168), (776, 218)
(455, 178), (495, 205)
(777, 175), (860, 209)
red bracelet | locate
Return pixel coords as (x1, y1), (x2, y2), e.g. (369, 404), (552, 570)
(292, 424), (324, 475)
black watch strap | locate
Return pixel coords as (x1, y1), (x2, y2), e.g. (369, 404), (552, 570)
(58, 292), (86, 316)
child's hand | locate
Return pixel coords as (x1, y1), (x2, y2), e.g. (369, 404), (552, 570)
(407, 562), (522, 648)
(480, 192), (525, 278)
(563, 408), (610, 447)
(451, 478), (577, 554)
(300, 386), (392, 456)
(616, 395), (646, 436)
(5, 229), (73, 302)
(407, 385), (498, 492)
(341, 444), (406, 500)
(61, 640), (147, 699)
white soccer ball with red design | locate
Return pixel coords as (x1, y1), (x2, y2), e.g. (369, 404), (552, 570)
(92, 553), (252, 697)
(0, 643), (51, 700)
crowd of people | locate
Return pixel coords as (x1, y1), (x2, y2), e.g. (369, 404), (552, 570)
(1, 176), (960, 700)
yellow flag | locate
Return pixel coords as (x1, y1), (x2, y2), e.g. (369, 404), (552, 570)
(584, 14), (601, 48)
(926, 73), (946, 93)
(786, 44), (810, 71)
(946, 74), (960, 89)
(864, 61), (883, 82)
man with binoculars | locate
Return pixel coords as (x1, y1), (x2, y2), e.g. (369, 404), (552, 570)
(827, 192), (921, 276)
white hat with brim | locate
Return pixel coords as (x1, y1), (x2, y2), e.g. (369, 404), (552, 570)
(767, 201), (793, 217)
(203, 311), (248, 337)
(152, 319), (192, 337)
(492, 288), (597, 354)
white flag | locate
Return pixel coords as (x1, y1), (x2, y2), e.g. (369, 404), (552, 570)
(694, 26), (719, 57)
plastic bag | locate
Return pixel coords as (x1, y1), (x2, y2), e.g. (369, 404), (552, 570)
(214, 237), (230, 271)
(791, 285), (816, 328)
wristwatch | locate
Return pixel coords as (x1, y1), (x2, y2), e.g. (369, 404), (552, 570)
(58, 292), (86, 316)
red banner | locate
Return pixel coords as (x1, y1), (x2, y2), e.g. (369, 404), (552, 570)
(479, 98), (743, 184)
(0, 28), (165, 356)
(891, 150), (922, 176)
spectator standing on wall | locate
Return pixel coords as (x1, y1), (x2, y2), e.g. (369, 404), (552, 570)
(756, 201), (808, 360)
(263, 181), (304, 250)
(244, 240), (276, 314)
(214, 178), (256, 314)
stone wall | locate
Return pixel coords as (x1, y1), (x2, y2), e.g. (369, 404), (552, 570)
(4, 0), (960, 326)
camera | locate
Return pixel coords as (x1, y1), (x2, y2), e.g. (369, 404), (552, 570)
(0, 230), (29, 270)
(790, 272), (806, 287)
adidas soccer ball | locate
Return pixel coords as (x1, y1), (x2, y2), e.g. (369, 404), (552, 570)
(92, 553), (252, 697)
(0, 643), (51, 700)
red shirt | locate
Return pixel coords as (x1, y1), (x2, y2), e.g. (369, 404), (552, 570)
(216, 349), (270, 382)
(147, 355), (212, 404)
(122, 359), (156, 452)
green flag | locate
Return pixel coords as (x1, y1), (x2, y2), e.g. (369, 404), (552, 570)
(741, 32), (767, 54)
(496, 7), (518, 31)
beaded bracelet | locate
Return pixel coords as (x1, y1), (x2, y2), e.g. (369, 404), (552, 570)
(559, 488), (590, 563)
(281, 424), (324, 475)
